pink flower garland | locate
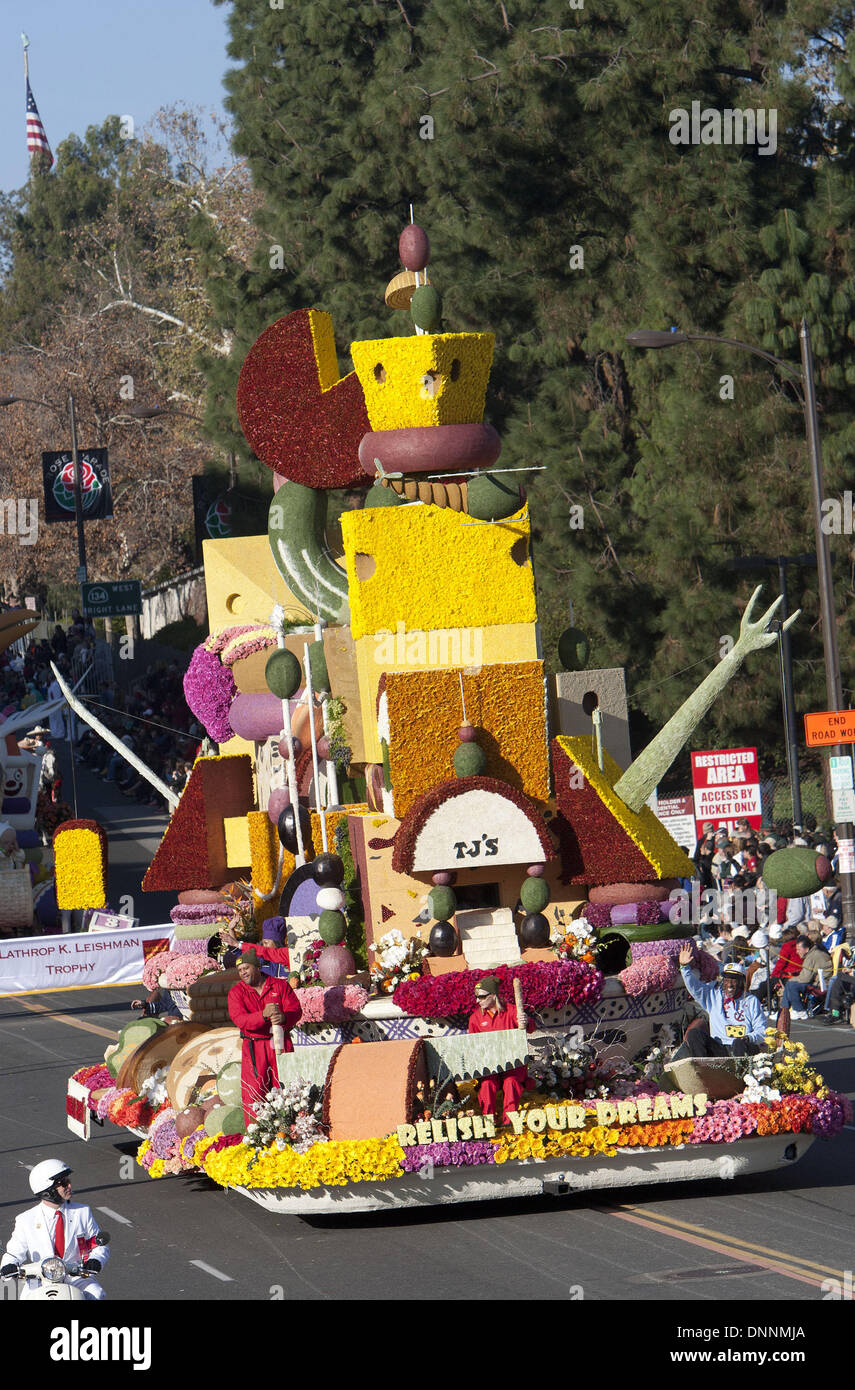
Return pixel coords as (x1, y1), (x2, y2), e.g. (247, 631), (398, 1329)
(295, 984), (370, 1023)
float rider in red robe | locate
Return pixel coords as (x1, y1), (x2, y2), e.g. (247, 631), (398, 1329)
(227, 949), (302, 1123)
(467, 975), (532, 1125)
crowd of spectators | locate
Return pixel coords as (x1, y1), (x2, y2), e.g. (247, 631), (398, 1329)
(75, 663), (202, 810)
(0, 610), (202, 816)
(689, 816), (849, 1022)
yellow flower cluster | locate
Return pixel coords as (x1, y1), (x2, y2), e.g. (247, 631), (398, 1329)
(554, 737), (696, 880)
(341, 504), (535, 640)
(54, 821), (108, 911)
(200, 1135), (406, 1190)
(135, 1139), (165, 1180)
(350, 333), (494, 431)
(767, 1031), (828, 1098)
(494, 1125), (621, 1164)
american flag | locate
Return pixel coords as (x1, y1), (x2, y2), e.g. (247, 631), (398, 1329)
(26, 78), (52, 165)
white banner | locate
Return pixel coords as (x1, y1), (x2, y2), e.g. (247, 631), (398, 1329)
(0, 924), (173, 996)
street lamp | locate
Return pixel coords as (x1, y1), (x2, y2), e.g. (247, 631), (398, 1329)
(0, 392), (88, 585)
(627, 319), (855, 937)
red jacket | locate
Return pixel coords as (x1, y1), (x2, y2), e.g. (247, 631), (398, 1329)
(227, 975), (301, 1047)
(771, 940), (802, 980)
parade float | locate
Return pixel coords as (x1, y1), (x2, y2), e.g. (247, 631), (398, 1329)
(63, 223), (850, 1214)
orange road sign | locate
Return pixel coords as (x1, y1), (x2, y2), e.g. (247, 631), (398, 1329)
(804, 709), (855, 747)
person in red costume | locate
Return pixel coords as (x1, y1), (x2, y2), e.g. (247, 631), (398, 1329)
(468, 975), (531, 1125)
(227, 948), (302, 1123)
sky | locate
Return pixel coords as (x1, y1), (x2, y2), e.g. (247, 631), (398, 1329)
(2, 0), (233, 193)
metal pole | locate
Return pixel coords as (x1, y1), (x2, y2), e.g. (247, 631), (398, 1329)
(776, 558), (803, 830)
(68, 393), (87, 587)
(799, 319), (855, 939)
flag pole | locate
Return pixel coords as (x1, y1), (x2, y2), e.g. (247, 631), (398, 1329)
(22, 33), (29, 84)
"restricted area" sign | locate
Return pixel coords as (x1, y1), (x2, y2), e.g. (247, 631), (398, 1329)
(690, 747), (762, 839)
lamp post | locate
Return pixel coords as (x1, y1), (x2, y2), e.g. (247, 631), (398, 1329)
(0, 392), (88, 584)
(626, 320), (855, 938)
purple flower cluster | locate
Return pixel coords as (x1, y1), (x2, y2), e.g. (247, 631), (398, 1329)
(150, 1118), (179, 1159)
(170, 903), (225, 925)
(171, 936), (210, 957)
(631, 938), (688, 962)
(399, 1141), (496, 1172)
(96, 1086), (122, 1120)
(182, 1126), (207, 1162)
(581, 902), (611, 930)
(809, 1093), (852, 1139)
(183, 644), (236, 743)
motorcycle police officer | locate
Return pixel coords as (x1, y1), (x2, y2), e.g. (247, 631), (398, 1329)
(1, 1159), (109, 1299)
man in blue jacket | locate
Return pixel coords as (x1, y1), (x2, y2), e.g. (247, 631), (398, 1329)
(673, 945), (768, 1059)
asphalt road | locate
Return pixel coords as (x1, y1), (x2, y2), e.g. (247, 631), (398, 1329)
(1, 986), (852, 1305)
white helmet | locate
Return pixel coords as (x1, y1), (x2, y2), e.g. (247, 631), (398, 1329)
(29, 1159), (71, 1197)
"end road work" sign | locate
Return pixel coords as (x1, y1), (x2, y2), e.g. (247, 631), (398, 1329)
(804, 709), (855, 747)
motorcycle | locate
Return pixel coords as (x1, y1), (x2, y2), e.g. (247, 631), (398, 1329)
(3, 1232), (110, 1301)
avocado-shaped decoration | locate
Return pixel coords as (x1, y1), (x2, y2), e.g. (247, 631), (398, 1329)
(557, 626), (590, 672)
(466, 472), (521, 522)
(278, 803), (312, 853)
(520, 876), (550, 914)
(410, 284), (442, 333)
(364, 482), (403, 508)
(312, 852), (345, 886)
(761, 847), (827, 898)
(307, 639), (330, 694)
(265, 647), (302, 700)
(428, 920), (458, 956)
(453, 741), (486, 777)
(318, 909), (347, 945)
(428, 885), (457, 921)
(519, 912), (550, 948)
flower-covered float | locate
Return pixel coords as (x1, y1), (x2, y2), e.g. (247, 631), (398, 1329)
(64, 222), (849, 1213)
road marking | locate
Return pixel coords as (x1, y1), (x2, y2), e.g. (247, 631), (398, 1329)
(96, 1206), (132, 1226)
(619, 1203), (848, 1279)
(15, 998), (118, 1040)
(607, 1208), (826, 1290)
(190, 1260), (233, 1283)
(604, 1204), (840, 1290)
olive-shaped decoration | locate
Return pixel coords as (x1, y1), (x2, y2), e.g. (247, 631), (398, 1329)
(453, 742), (486, 777)
(557, 626), (590, 672)
(399, 223), (430, 271)
(266, 648), (302, 699)
(428, 920), (458, 957)
(312, 852), (345, 886)
(520, 877), (550, 914)
(307, 640), (329, 694)
(428, 885), (457, 921)
(519, 913), (550, 948)
(277, 803), (312, 853)
(410, 285), (442, 333)
(318, 909), (347, 945)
